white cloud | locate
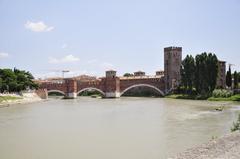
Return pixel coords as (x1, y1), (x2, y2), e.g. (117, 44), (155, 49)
(48, 54), (80, 64)
(25, 21), (54, 32)
(0, 52), (9, 59)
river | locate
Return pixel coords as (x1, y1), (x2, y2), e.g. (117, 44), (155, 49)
(0, 97), (240, 159)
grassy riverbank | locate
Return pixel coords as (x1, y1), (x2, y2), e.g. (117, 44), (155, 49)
(0, 93), (42, 106)
(0, 96), (22, 103)
(208, 94), (240, 101)
(165, 94), (208, 100)
(166, 94), (240, 101)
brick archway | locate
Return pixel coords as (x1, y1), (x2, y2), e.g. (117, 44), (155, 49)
(77, 87), (105, 96)
(120, 84), (164, 96)
(48, 90), (66, 95)
(40, 74), (166, 99)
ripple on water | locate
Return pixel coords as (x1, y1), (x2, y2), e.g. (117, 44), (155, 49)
(178, 111), (221, 121)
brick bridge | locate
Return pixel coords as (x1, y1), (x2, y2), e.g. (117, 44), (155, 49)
(39, 70), (166, 98)
(38, 47), (184, 98)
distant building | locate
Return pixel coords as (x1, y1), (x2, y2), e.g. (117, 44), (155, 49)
(72, 75), (97, 82)
(134, 71), (146, 76)
(156, 70), (164, 76)
(164, 47), (182, 91)
(45, 77), (65, 84)
(216, 61), (226, 88)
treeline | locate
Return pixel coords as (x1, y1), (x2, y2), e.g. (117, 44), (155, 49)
(226, 66), (240, 89)
(123, 73), (134, 77)
(180, 52), (219, 96)
(0, 68), (38, 93)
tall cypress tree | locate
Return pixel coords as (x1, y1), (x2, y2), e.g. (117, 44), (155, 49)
(233, 71), (238, 89)
(181, 55), (195, 93)
(226, 66), (232, 88)
(194, 52), (218, 95)
(207, 53), (218, 92)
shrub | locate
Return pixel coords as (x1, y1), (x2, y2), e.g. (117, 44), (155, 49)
(212, 89), (233, 98)
(231, 114), (240, 132)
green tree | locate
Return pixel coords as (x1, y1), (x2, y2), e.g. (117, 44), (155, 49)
(123, 73), (133, 77)
(0, 68), (38, 93)
(14, 68), (38, 90)
(195, 53), (208, 94)
(206, 53), (219, 92)
(180, 55), (195, 93)
(194, 52), (218, 95)
(0, 69), (17, 92)
(231, 114), (240, 132)
(226, 66), (232, 88)
(0, 77), (2, 91)
(233, 71), (239, 89)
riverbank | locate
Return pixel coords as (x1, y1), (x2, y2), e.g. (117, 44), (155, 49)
(170, 131), (240, 159)
(208, 94), (240, 101)
(166, 94), (240, 101)
(0, 93), (42, 107)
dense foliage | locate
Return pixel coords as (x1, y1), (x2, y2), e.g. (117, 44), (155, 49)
(180, 52), (218, 95)
(212, 89), (233, 98)
(180, 55), (195, 93)
(226, 66), (232, 88)
(123, 73), (134, 77)
(233, 71), (239, 89)
(0, 68), (38, 93)
(231, 114), (240, 132)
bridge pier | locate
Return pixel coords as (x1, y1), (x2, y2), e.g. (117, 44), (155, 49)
(65, 92), (77, 99)
(104, 70), (121, 98)
(64, 79), (77, 99)
(105, 92), (120, 98)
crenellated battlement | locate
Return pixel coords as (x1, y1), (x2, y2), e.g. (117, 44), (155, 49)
(164, 46), (182, 52)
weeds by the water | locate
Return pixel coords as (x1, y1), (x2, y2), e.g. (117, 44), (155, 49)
(231, 114), (240, 132)
(208, 94), (240, 101)
(166, 93), (240, 101)
(0, 96), (22, 103)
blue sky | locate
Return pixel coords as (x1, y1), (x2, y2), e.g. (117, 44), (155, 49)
(0, 0), (239, 78)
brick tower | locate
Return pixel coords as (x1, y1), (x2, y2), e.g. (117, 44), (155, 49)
(164, 47), (182, 91)
(104, 70), (120, 98)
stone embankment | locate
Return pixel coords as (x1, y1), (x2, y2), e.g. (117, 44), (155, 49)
(171, 132), (240, 159)
(0, 92), (42, 107)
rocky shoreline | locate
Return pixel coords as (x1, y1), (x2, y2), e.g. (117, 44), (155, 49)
(170, 132), (240, 159)
(0, 92), (42, 108)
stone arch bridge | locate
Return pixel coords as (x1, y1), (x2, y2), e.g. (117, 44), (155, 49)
(39, 73), (166, 99)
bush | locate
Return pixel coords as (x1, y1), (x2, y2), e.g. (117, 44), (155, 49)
(212, 89), (233, 98)
(231, 114), (240, 132)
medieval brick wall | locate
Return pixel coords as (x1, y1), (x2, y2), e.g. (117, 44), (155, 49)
(40, 82), (67, 94)
(164, 47), (182, 91)
(120, 77), (165, 94)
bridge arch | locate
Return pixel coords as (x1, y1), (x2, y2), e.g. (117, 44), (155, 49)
(47, 90), (66, 95)
(77, 87), (105, 96)
(120, 84), (164, 96)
